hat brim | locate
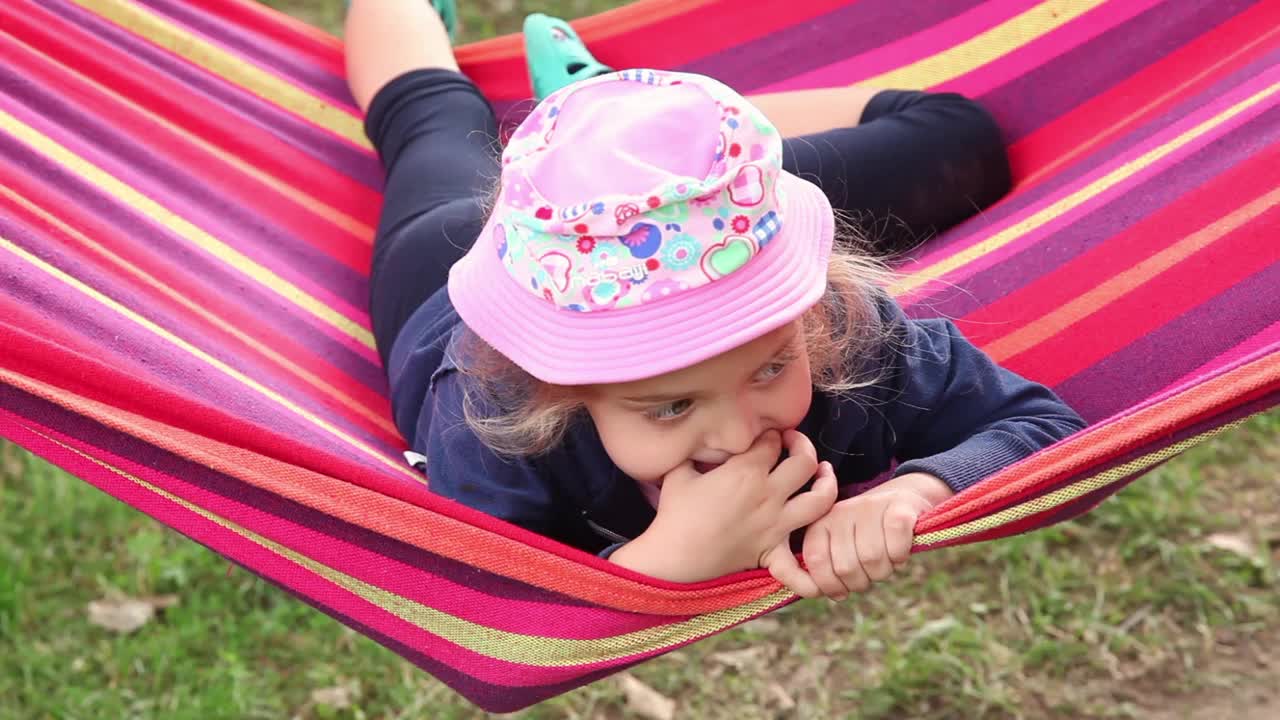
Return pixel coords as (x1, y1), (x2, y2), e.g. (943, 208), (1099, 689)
(447, 171), (834, 386)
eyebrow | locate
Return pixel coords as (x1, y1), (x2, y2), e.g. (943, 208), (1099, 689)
(621, 331), (801, 404)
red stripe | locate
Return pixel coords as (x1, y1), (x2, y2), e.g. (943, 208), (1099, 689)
(0, 171), (398, 446)
(1008, 0), (1280, 186)
(0, 30), (373, 276)
(1, 1), (381, 221)
(1001, 204), (1280, 386)
(455, 0), (857, 100)
(963, 145), (1280, 344)
(0, 199), (398, 456)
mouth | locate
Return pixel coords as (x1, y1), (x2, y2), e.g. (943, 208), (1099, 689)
(693, 461), (723, 474)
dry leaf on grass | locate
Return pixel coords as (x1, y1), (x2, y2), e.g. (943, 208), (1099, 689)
(1205, 532), (1257, 558)
(617, 673), (676, 720)
(86, 595), (179, 634)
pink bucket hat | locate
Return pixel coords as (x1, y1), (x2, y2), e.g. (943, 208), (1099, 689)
(448, 69), (834, 385)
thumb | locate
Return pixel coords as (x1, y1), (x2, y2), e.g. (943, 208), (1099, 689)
(760, 542), (820, 599)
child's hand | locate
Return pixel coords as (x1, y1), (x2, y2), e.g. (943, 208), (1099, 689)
(800, 472), (953, 600)
(611, 430), (836, 585)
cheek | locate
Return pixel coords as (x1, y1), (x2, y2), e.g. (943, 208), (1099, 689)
(773, 359), (813, 426)
(586, 406), (689, 483)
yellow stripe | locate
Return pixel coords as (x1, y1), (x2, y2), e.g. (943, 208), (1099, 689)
(985, 187), (1280, 362)
(0, 185), (395, 438)
(0, 236), (414, 482)
(890, 80), (1280, 297)
(0, 107), (375, 351)
(36, 428), (789, 666)
(862, 0), (1106, 89)
(68, 0), (368, 148)
(913, 418), (1247, 546)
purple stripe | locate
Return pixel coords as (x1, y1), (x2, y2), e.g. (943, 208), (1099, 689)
(0, 66), (374, 321)
(134, 0), (353, 107)
(0, 133), (390, 413)
(1055, 261), (1280, 423)
(909, 107), (1280, 321)
(0, 226), (395, 466)
(678, 0), (988, 91)
(0, 381), (601, 610)
(979, 0), (1261, 142)
(920, 49), (1280, 264)
(42, 0), (382, 190)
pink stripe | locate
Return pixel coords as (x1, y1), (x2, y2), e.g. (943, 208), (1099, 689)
(755, 0), (1044, 92)
(0, 94), (381, 364)
(0, 415), (687, 686)
(937, 0), (1165, 96)
(1159, 323), (1280, 397)
(897, 65), (1280, 305)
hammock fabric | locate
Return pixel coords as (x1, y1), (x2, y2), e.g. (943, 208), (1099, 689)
(1, 0), (1277, 711)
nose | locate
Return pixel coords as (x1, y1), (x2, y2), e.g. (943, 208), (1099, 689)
(705, 395), (764, 456)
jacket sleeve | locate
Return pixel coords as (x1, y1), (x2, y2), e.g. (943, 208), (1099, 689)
(868, 299), (1087, 493)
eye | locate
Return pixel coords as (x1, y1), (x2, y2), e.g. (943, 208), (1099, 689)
(755, 359), (790, 382)
(644, 399), (693, 422)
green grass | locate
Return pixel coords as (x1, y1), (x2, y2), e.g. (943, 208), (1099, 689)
(4, 1), (1278, 718)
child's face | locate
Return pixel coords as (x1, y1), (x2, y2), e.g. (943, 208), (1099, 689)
(583, 322), (813, 484)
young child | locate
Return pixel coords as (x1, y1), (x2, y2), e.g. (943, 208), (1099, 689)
(345, 1), (1087, 599)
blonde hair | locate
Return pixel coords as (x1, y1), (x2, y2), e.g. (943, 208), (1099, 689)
(457, 224), (895, 457)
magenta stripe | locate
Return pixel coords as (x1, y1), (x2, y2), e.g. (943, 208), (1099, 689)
(753, 0), (1045, 92)
(1053, 261), (1280, 422)
(904, 109), (1280, 321)
(134, 0), (354, 107)
(40, 0), (382, 188)
(970, 0), (1263, 141)
(0, 122), (387, 396)
(0, 214), (396, 461)
(0, 87), (384, 371)
(937, 0), (1165, 97)
(680, 0), (987, 92)
(897, 66), (1280, 303)
(0, 238), (399, 468)
(0, 77), (372, 317)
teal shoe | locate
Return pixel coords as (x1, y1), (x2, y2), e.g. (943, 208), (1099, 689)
(523, 13), (612, 101)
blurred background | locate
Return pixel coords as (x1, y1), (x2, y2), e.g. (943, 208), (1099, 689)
(1, 1), (1276, 718)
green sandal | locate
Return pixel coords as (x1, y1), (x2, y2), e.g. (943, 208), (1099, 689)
(523, 13), (612, 101)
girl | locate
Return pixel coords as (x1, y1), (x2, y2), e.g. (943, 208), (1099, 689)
(345, 0), (1086, 600)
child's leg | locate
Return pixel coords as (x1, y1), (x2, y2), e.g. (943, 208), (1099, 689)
(347, 0), (500, 365)
(778, 90), (1011, 254)
(346, 0), (458, 112)
(747, 86), (882, 138)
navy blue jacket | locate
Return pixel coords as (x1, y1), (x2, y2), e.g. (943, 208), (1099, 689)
(386, 289), (1087, 554)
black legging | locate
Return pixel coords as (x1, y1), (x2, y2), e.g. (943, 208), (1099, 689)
(365, 69), (1010, 366)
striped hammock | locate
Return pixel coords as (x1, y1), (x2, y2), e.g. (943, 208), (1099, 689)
(2, 0), (1277, 711)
